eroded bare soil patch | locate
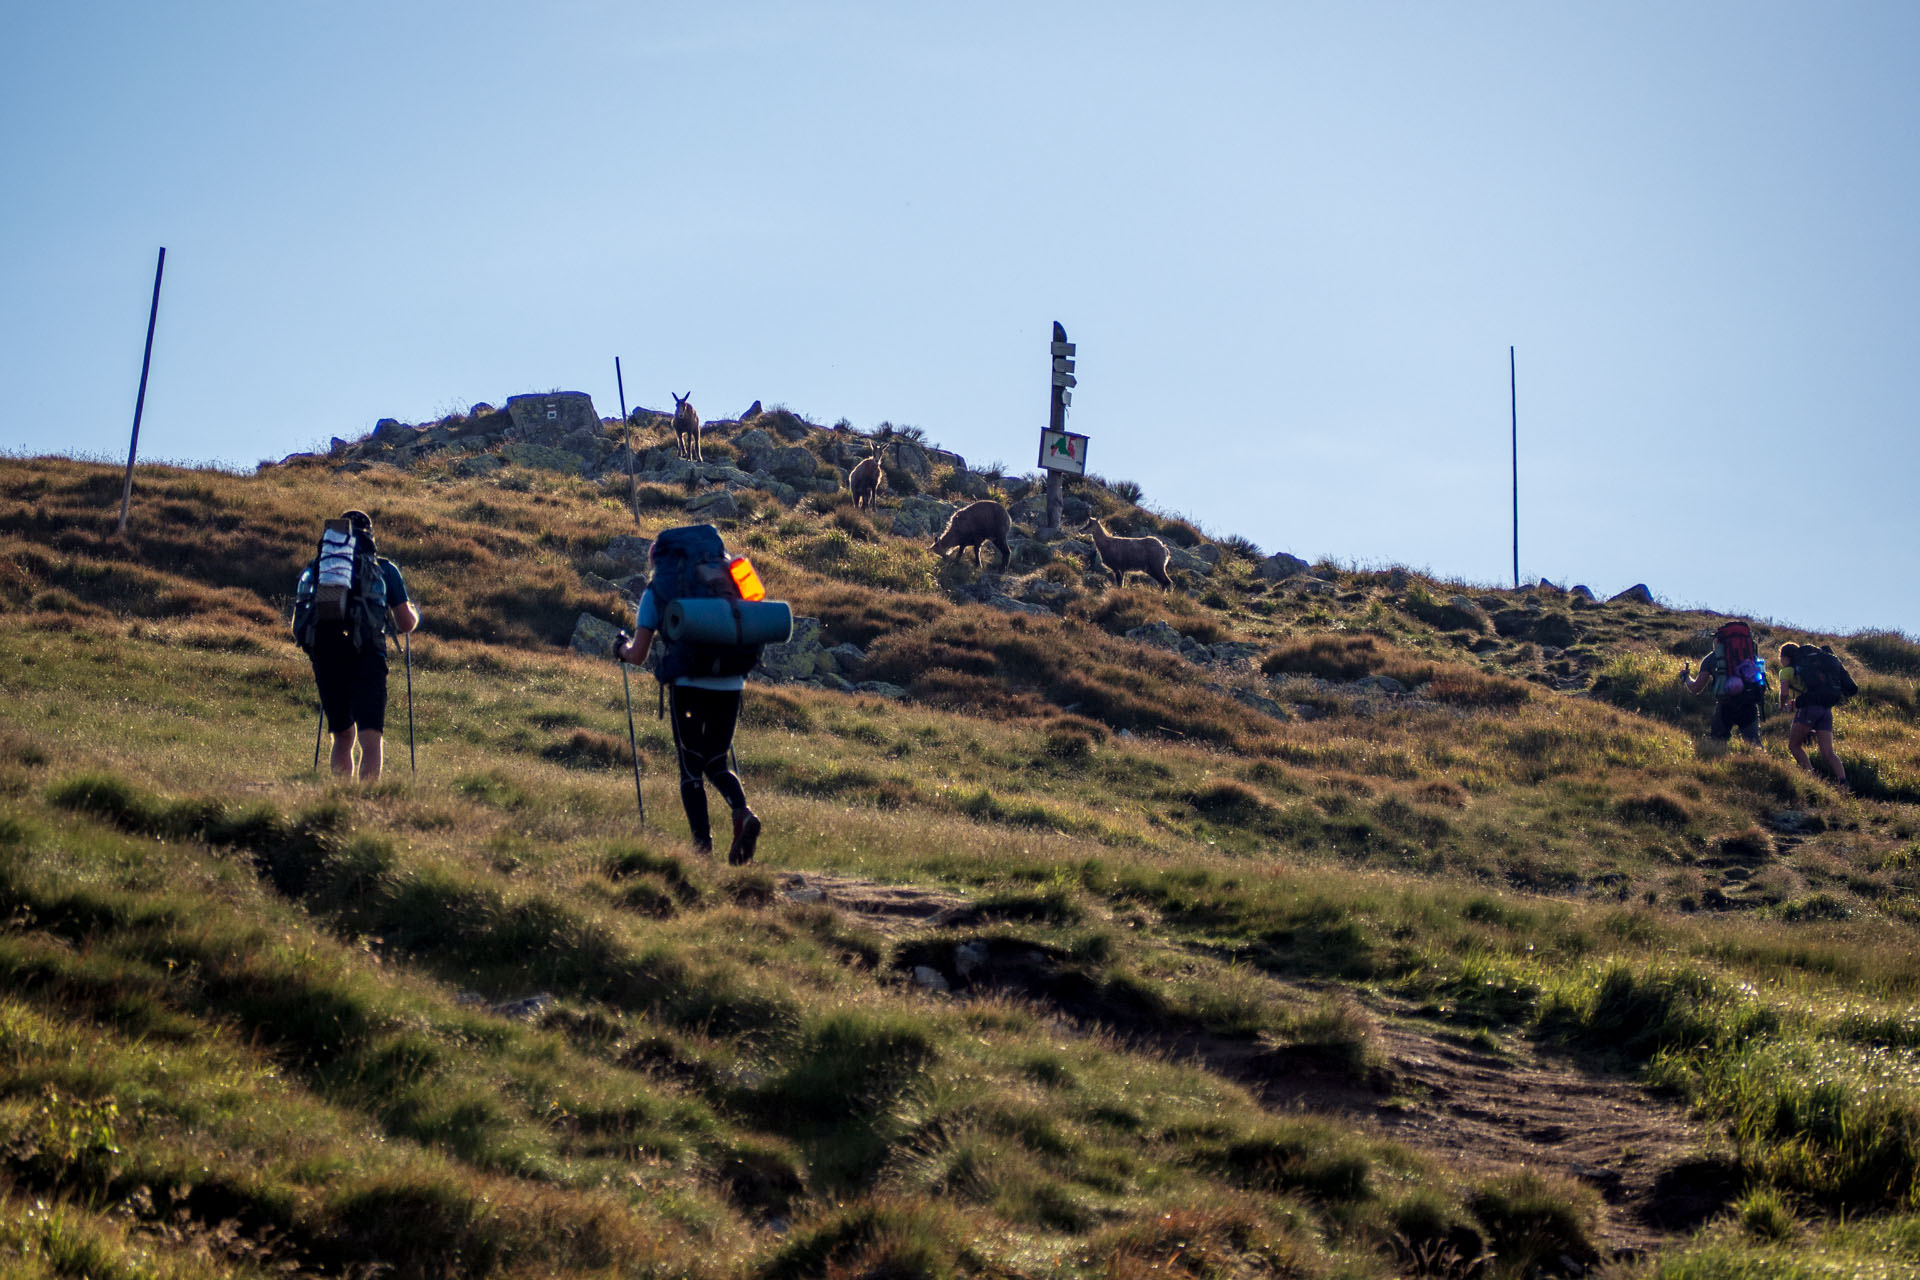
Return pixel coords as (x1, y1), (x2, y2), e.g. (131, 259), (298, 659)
(783, 869), (1731, 1259)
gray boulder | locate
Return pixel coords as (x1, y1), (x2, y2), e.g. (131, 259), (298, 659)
(686, 490), (740, 519)
(371, 418), (413, 444)
(892, 440), (933, 478)
(890, 496), (959, 539)
(1571, 584), (1596, 601)
(733, 427), (776, 456)
(986, 594), (1054, 617)
(757, 617), (829, 682)
(767, 446), (821, 482)
(1609, 583), (1656, 605)
(1255, 552), (1311, 581)
(740, 400), (763, 421)
(1163, 543), (1214, 577)
(602, 535), (653, 571)
(569, 613), (621, 658)
(1126, 621), (1185, 651)
(505, 391), (599, 441)
(827, 642), (867, 675)
(637, 458), (697, 485)
(1233, 689), (1291, 720)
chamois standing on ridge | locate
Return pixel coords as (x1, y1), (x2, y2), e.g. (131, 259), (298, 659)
(849, 443), (888, 510)
(671, 392), (701, 461)
(931, 500), (1012, 569)
(1082, 517), (1173, 590)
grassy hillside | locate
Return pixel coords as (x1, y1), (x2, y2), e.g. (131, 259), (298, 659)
(3, 426), (1920, 1279)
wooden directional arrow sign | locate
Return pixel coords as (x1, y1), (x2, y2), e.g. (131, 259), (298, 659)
(1052, 370), (1077, 387)
(1051, 342), (1076, 357)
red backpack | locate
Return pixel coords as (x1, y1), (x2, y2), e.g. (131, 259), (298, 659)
(1715, 622), (1764, 696)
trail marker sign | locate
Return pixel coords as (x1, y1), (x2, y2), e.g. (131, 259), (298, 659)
(1038, 428), (1088, 476)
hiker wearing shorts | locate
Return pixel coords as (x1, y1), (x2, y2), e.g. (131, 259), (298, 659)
(1778, 643), (1849, 788)
(293, 510), (419, 782)
(1680, 621), (1763, 745)
(617, 554), (762, 864)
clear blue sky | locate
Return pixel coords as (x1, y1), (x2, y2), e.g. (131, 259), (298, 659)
(6, 3), (1918, 636)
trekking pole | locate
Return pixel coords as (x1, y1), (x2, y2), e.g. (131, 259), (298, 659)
(313, 703), (325, 771)
(403, 629), (416, 775)
(620, 660), (646, 827)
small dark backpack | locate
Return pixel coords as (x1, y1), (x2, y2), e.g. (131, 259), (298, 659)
(1715, 621), (1765, 697)
(1797, 646), (1858, 707)
(648, 524), (763, 683)
(292, 518), (388, 651)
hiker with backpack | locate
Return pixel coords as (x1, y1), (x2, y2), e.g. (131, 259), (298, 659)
(615, 524), (789, 864)
(291, 509), (419, 782)
(1777, 642), (1856, 787)
(1679, 620), (1767, 745)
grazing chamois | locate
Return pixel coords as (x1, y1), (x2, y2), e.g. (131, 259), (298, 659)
(1082, 518), (1173, 589)
(931, 500), (1012, 569)
(849, 443), (888, 510)
(671, 392), (701, 461)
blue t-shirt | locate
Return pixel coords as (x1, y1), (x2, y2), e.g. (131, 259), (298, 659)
(294, 558), (409, 616)
(636, 586), (744, 692)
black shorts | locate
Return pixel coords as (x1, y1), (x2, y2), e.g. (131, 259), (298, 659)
(309, 630), (389, 733)
(1709, 691), (1761, 744)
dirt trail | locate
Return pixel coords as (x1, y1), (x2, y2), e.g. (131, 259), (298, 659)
(780, 871), (1732, 1259)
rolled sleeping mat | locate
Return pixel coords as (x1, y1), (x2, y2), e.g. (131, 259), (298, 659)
(662, 597), (793, 646)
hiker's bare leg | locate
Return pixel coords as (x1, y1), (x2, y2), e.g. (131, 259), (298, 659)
(1787, 721), (1814, 771)
(1814, 728), (1845, 785)
(360, 731), (384, 783)
(330, 728), (357, 778)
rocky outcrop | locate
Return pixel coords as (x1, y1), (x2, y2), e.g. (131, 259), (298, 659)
(1256, 552), (1310, 581)
(1124, 622), (1262, 666)
(889, 497), (959, 539)
(569, 613), (621, 658)
(1610, 584), (1656, 605)
(506, 392), (600, 439)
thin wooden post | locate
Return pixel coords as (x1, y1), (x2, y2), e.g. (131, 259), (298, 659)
(118, 247), (167, 533)
(1509, 345), (1518, 590)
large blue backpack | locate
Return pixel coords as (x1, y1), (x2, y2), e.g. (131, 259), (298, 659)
(648, 524), (762, 683)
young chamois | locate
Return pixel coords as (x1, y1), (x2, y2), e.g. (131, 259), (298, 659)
(1082, 518), (1173, 589)
(931, 500), (1012, 569)
(671, 392), (702, 461)
(849, 442), (888, 510)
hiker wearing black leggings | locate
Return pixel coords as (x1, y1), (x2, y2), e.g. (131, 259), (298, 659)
(618, 593), (762, 864)
(666, 685), (750, 850)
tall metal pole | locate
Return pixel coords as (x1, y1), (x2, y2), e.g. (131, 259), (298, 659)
(1509, 345), (1518, 590)
(118, 247), (167, 533)
(616, 356), (639, 528)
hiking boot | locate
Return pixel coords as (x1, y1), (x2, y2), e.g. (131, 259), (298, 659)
(728, 808), (761, 866)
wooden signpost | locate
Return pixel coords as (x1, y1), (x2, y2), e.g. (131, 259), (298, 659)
(1040, 321), (1083, 529)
